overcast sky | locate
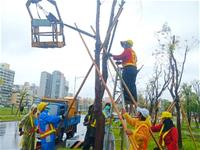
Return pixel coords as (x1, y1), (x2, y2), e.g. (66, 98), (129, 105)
(0, 0), (199, 98)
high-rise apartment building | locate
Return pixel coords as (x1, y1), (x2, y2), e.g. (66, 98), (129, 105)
(39, 71), (52, 98)
(39, 70), (68, 98)
(0, 63), (15, 104)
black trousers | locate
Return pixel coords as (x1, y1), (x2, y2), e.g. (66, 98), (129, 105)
(82, 136), (95, 150)
(122, 65), (137, 104)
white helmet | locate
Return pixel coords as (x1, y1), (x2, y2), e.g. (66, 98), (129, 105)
(137, 107), (149, 118)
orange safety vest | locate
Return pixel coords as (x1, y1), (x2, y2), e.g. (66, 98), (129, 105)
(134, 123), (149, 149)
(38, 123), (56, 139)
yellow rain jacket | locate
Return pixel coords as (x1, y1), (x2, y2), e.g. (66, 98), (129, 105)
(123, 113), (151, 150)
(19, 113), (37, 150)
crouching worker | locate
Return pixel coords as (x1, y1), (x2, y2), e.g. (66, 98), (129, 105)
(151, 111), (178, 150)
(37, 102), (62, 150)
(122, 107), (151, 150)
(19, 104), (38, 150)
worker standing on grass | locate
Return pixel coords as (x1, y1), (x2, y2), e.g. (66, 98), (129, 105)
(102, 103), (115, 150)
(151, 111), (178, 150)
(122, 107), (151, 150)
(109, 40), (137, 113)
(18, 104), (38, 150)
(82, 105), (96, 150)
(37, 102), (62, 150)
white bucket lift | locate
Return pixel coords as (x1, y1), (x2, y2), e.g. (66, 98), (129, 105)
(26, 0), (65, 48)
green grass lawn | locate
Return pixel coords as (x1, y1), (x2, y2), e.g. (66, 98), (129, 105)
(0, 107), (26, 121)
(57, 122), (200, 150)
(1, 107), (199, 149)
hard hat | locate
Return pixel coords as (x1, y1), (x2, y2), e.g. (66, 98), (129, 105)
(37, 102), (48, 112)
(137, 107), (149, 118)
(126, 39), (133, 47)
(31, 104), (37, 111)
(161, 111), (172, 119)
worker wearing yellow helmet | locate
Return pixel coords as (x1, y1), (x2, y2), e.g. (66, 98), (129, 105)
(37, 102), (48, 112)
(109, 39), (137, 113)
(151, 111), (178, 150)
(37, 102), (62, 150)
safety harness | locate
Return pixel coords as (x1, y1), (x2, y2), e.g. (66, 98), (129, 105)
(133, 123), (150, 150)
(38, 123), (56, 139)
(88, 115), (96, 128)
(159, 125), (172, 147)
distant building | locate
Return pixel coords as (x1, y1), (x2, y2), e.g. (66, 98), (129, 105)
(39, 70), (69, 98)
(12, 83), (39, 108)
(39, 71), (52, 98)
(0, 63), (15, 105)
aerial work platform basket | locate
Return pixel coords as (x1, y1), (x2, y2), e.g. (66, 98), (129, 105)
(26, 0), (65, 48)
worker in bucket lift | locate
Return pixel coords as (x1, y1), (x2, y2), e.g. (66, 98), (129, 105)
(151, 111), (178, 150)
(37, 102), (62, 150)
(18, 104), (38, 150)
(122, 107), (151, 150)
(109, 40), (137, 113)
(82, 104), (96, 150)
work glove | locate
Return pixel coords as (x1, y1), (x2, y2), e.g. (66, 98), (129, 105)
(61, 114), (65, 119)
(19, 131), (24, 136)
(115, 60), (122, 65)
(59, 115), (65, 120)
(121, 108), (126, 115)
(125, 129), (133, 135)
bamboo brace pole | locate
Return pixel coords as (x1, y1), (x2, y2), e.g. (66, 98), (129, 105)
(167, 101), (176, 112)
(66, 64), (94, 117)
(90, 26), (138, 107)
(180, 102), (198, 150)
(90, 26), (163, 150)
(75, 23), (138, 150)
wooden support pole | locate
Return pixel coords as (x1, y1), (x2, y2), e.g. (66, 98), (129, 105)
(167, 101), (176, 112)
(90, 26), (163, 150)
(66, 64), (94, 117)
(75, 23), (138, 150)
(90, 26), (138, 107)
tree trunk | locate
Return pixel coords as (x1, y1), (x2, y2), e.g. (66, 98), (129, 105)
(94, 1), (105, 149)
(175, 98), (183, 149)
(186, 96), (191, 126)
(149, 101), (154, 116)
(94, 44), (105, 150)
(194, 114), (199, 128)
(199, 113), (200, 123)
(153, 107), (159, 125)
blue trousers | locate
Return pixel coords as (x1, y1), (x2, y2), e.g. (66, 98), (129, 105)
(41, 135), (56, 150)
(122, 66), (137, 104)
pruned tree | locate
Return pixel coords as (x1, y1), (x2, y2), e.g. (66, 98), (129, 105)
(145, 64), (170, 125)
(145, 43), (171, 124)
(94, 0), (125, 149)
(155, 23), (199, 148)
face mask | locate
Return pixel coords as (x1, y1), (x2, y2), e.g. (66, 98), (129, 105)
(105, 105), (110, 110)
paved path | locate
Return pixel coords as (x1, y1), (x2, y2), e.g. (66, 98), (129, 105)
(0, 121), (21, 150)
